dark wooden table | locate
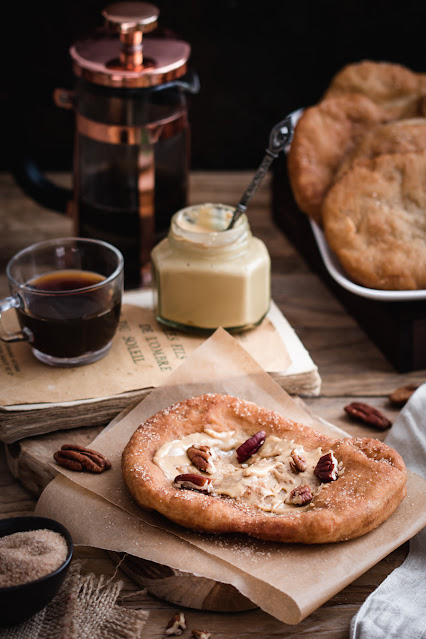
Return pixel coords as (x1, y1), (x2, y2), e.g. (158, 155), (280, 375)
(1, 171), (424, 638)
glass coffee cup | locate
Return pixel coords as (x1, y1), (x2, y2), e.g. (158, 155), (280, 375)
(0, 238), (124, 366)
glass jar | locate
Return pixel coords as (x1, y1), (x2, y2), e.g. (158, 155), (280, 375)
(151, 203), (271, 332)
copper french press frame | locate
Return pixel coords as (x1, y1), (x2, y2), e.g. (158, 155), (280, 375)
(54, 1), (194, 284)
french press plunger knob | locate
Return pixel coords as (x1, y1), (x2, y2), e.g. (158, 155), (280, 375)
(102, 2), (160, 70)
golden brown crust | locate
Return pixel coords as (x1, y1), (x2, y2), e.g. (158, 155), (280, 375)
(122, 394), (407, 544)
(323, 150), (426, 290)
(336, 118), (426, 179)
(287, 94), (390, 224)
(286, 60), (426, 290)
(323, 60), (425, 118)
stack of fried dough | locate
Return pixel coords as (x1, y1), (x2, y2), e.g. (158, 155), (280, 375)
(287, 60), (426, 291)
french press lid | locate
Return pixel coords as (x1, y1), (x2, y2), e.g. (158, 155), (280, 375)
(70, 1), (191, 88)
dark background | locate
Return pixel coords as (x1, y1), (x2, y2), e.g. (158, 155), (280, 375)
(2, 0), (426, 174)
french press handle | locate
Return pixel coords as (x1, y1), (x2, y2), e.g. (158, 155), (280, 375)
(103, 1), (159, 70)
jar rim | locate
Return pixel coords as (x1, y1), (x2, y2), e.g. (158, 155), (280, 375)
(171, 203), (249, 248)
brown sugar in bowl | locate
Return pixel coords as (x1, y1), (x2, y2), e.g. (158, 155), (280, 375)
(0, 516), (73, 627)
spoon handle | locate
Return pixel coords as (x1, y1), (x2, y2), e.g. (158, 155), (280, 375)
(227, 114), (296, 230)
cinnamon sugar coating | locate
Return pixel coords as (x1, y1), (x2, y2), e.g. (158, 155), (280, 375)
(122, 394), (407, 544)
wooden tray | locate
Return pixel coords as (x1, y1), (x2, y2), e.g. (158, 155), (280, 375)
(271, 159), (426, 373)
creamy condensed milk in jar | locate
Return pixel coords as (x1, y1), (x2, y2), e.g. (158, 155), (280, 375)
(151, 203), (271, 331)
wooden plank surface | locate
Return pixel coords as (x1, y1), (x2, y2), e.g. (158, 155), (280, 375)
(0, 170), (422, 638)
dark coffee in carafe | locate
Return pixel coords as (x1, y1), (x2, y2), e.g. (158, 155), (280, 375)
(73, 75), (191, 289)
(67, 2), (199, 289)
(15, 2), (199, 290)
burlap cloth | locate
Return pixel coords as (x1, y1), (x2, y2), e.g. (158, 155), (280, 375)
(0, 561), (149, 639)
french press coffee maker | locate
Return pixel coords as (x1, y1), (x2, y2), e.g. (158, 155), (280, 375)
(17, 2), (199, 289)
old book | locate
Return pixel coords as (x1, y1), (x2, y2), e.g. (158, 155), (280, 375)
(0, 290), (320, 443)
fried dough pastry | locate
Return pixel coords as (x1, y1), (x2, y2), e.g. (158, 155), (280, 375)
(122, 394), (407, 544)
(336, 118), (426, 179)
(324, 60), (426, 118)
(287, 94), (391, 224)
(323, 150), (426, 290)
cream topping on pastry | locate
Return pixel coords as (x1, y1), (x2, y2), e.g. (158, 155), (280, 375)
(154, 429), (340, 513)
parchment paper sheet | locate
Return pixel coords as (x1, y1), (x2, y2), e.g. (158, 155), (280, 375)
(36, 329), (426, 624)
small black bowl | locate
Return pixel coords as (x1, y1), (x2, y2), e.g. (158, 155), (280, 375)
(0, 516), (73, 627)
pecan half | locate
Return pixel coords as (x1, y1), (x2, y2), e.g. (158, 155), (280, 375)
(187, 445), (214, 473)
(174, 473), (212, 493)
(192, 631), (211, 639)
(53, 444), (111, 473)
(166, 612), (186, 636)
(289, 450), (307, 473)
(314, 452), (338, 482)
(389, 384), (419, 407)
(287, 484), (313, 505)
(236, 430), (266, 463)
(344, 402), (392, 430)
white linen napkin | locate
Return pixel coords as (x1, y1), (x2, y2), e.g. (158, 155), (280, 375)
(350, 383), (426, 639)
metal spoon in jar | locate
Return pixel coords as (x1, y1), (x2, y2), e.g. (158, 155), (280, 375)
(226, 109), (302, 230)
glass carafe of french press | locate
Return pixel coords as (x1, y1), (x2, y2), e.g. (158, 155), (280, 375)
(19, 2), (199, 289)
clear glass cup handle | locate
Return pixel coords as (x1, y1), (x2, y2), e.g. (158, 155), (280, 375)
(0, 295), (30, 342)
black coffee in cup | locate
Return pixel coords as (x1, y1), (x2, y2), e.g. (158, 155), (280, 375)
(17, 269), (121, 359)
(1, 238), (124, 367)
